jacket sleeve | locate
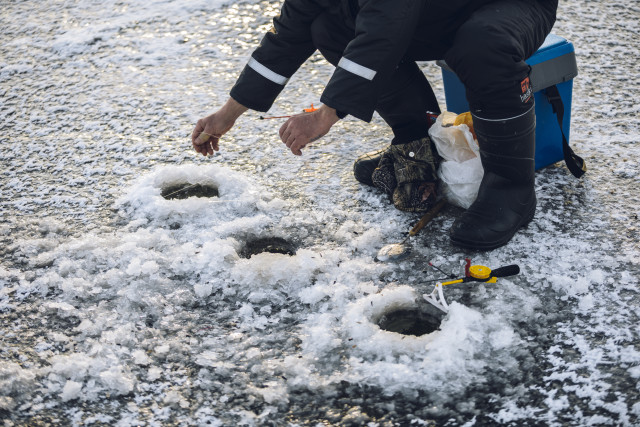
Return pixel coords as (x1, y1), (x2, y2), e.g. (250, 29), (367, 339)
(230, 0), (324, 112)
(320, 0), (424, 122)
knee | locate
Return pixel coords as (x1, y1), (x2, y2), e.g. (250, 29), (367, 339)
(444, 19), (531, 104)
(445, 20), (519, 78)
(310, 15), (328, 51)
(310, 14), (348, 66)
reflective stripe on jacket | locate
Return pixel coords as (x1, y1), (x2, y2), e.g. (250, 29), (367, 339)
(230, 0), (493, 121)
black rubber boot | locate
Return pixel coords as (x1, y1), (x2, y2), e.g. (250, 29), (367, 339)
(449, 105), (537, 250)
(353, 148), (387, 186)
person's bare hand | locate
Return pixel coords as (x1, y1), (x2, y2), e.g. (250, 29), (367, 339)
(191, 98), (248, 156)
(279, 105), (340, 156)
(191, 115), (227, 156)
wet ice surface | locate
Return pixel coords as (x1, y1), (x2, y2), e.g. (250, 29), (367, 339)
(1, 0), (639, 425)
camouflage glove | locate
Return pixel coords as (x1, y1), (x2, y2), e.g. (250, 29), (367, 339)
(389, 137), (441, 212)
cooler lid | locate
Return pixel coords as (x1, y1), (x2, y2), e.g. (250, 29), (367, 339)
(526, 34), (575, 66)
(436, 33), (578, 91)
(528, 35), (578, 91)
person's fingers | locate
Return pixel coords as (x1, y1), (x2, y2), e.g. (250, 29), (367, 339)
(279, 115), (322, 155)
(193, 130), (223, 156)
(290, 138), (307, 156)
(208, 138), (217, 155)
(191, 126), (200, 144)
(193, 133), (209, 155)
(210, 137), (219, 152)
(192, 121), (205, 145)
(284, 128), (306, 153)
(193, 139), (204, 154)
(279, 121), (288, 140)
(288, 137), (298, 155)
(291, 143), (303, 156)
(280, 122), (292, 145)
(283, 129), (294, 148)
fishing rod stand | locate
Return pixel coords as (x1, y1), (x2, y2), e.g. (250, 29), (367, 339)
(424, 282), (450, 313)
(422, 262), (521, 313)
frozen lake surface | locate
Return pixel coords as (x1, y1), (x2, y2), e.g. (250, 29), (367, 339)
(1, 1), (639, 425)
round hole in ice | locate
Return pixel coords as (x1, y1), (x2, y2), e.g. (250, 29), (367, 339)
(161, 183), (219, 200)
(377, 306), (443, 337)
(239, 237), (297, 259)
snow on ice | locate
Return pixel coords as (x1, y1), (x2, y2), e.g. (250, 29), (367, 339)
(1, 0), (639, 425)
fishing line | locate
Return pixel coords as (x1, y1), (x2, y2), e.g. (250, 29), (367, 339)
(427, 261), (456, 279)
(162, 182), (206, 199)
(259, 103), (318, 120)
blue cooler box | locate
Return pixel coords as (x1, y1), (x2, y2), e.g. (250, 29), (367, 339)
(436, 34), (579, 170)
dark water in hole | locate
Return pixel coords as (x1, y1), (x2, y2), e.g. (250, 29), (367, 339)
(377, 307), (444, 336)
(161, 183), (219, 200)
(240, 237), (297, 258)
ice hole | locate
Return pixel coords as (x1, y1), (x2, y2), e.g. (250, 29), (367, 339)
(377, 306), (444, 336)
(161, 183), (219, 200)
(240, 237), (297, 259)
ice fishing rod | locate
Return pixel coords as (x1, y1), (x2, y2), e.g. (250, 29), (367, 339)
(423, 263), (521, 313)
(441, 264), (520, 285)
(259, 103), (318, 120)
(423, 264), (520, 285)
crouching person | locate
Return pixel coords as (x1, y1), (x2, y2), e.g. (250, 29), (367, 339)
(191, 0), (558, 249)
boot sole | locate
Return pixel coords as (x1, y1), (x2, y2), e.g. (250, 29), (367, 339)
(450, 202), (536, 251)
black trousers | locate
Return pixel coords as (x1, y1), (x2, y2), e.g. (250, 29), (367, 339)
(310, 0), (557, 143)
(311, 12), (441, 144)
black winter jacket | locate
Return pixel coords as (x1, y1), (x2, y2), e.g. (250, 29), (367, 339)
(229, 0), (495, 122)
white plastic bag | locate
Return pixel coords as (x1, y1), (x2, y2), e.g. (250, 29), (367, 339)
(429, 113), (483, 209)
